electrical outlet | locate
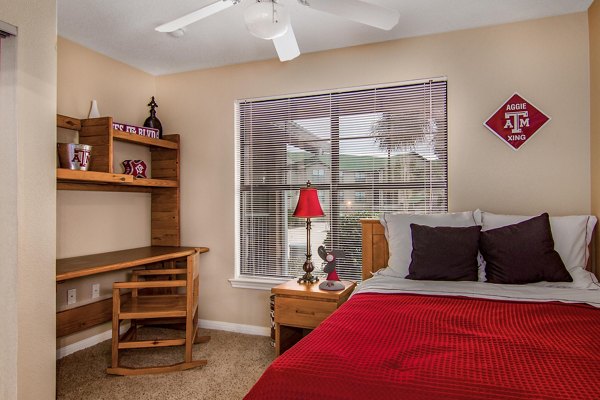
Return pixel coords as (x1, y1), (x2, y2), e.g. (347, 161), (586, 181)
(67, 289), (76, 305)
(92, 283), (100, 299)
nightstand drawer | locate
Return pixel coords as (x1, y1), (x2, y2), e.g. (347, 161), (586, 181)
(275, 297), (337, 329)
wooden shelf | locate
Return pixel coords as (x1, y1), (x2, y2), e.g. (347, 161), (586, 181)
(131, 177), (178, 188)
(56, 182), (151, 193)
(56, 116), (181, 245)
(113, 130), (179, 149)
(56, 114), (180, 194)
(57, 168), (133, 184)
(56, 168), (178, 188)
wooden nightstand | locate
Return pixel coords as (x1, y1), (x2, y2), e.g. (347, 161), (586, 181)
(272, 279), (356, 356)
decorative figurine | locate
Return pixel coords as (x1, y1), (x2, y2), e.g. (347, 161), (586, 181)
(143, 96), (163, 139)
(317, 246), (345, 291)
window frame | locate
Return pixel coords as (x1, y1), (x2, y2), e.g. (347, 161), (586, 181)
(231, 77), (448, 290)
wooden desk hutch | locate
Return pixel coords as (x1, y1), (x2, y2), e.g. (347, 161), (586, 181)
(56, 114), (207, 338)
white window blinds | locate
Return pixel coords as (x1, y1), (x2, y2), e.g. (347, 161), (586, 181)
(236, 79), (447, 282)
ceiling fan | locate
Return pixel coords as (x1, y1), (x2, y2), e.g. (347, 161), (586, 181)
(155, 0), (400, 62)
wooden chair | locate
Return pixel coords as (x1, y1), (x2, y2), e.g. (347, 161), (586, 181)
(106, 250), (210, 376)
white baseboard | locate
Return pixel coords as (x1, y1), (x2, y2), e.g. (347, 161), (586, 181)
(56, 327), (116, 360)
(57, 320), (270, 359)
(199, 319), (271, 337)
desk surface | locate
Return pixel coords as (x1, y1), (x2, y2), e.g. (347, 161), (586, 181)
(56, 246), (209, 282)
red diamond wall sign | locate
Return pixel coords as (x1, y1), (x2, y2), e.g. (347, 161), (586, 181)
(484, 93), (550, 150)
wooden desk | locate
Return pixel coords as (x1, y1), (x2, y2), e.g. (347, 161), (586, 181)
(56, 246), (209, 282)
(56, 246), (209, 337)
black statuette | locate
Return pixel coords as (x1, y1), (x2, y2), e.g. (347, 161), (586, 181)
(144, 96), (163, 139)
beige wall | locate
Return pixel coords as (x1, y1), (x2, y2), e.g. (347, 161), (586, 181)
(57, 37), (155, 263)
(0, 28), (18, 400)
(56, 37), (156, 347)
(0, 1), (57, 399)
(154, 13), (591, 328)
(590, 0), (600, 277)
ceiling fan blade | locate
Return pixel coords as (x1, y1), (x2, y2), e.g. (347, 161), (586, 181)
(299, 0), (399, 30)
(273, 25), (300, 62)
(155, 0), (235, 33)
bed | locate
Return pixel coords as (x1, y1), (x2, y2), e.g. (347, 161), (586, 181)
(245, 212), (600, 400)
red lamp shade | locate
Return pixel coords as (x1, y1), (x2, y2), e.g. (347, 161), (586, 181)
(293, 185), (324, 218)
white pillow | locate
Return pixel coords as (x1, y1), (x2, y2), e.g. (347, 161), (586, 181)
(528, 266), (600, 290)
(475, 210), (597, 279)
(380, 211), (479, 278)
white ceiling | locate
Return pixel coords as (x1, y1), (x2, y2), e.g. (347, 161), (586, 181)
(57, 0), (593, 76)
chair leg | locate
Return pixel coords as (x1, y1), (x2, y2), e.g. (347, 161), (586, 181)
(185, 314), (193, 363)
(194, 329), (211, 344)
(111, 288), (121, 369)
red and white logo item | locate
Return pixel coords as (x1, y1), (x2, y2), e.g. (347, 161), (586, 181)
(72, 148), (91, 168)
(122, 160), (148, 178)
(484, 93), (550, 150)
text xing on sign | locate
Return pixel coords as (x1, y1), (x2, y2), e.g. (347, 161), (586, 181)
(484, 93), (550, 150)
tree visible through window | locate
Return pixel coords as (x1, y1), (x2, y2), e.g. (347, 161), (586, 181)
(236, 80), (448, 281)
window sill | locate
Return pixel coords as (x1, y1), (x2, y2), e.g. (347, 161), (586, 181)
(229, 276), (291, 291)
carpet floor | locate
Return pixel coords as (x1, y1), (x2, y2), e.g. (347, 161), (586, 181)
(56, 328), (275, 400)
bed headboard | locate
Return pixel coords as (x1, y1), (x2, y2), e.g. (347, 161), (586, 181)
(360, 219), (388, 281)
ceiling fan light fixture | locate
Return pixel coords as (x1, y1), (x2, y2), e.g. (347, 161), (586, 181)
(244, 1), (290, 40)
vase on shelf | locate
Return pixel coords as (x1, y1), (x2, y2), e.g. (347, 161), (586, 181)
(88, 99), (100, 118)
(143, 96), (163, 139)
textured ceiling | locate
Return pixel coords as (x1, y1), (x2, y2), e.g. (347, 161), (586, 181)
(58, 0), (593, 76)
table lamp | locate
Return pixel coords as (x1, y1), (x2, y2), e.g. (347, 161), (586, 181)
(293, 181), (324, 284)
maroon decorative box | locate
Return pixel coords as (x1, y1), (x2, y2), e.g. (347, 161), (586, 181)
(122, 160), (147, 178)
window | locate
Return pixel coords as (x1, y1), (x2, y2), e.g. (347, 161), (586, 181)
(235, 79), (447, 286)
(354, 172), (366, 183)
(311, 168), (325, 183)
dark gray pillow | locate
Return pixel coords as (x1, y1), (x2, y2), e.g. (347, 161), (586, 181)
(480, 213), (572, 284)
(407, 224), (481, 281)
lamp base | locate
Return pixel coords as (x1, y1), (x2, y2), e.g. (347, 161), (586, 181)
(297, 272), (319, 284)
(297, 260), (319, 284)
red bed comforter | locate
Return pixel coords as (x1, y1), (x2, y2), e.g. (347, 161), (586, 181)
(245, 293), (600, 400)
